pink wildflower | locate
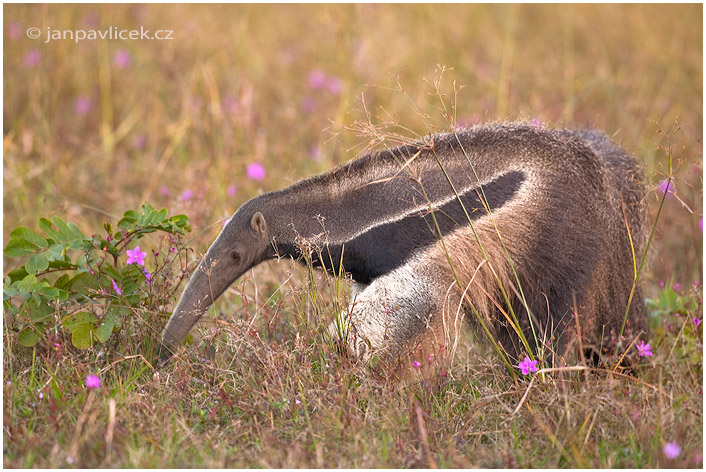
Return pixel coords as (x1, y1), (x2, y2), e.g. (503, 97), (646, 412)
(308, 69), (327, 89)
(518, 356), (538, 375)
(636, 340), (652, 357)
(86, 374), (101, 389)
(126, 246), (147, 266)
(23, 49), (40, 68)
(111, 280), (122, 296)
(246, 163), (266, 181)
(73, 95), (93, 115)
(8, 22), (22, 40)
(659, 179), (675, 197)
(663, 442), (681, 459)
(112, 48), (131, 68)
(327, 77), (343, 95)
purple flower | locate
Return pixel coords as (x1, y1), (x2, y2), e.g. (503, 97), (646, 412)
(126, 246), (147, 266)
(518, 356), (538, 375)
(663, 442), (681, 459)
(132, 134), (147, 150)
(221, 95), (240, 116)
(327, 77), (343, 95)
(8, 22), (22, 40)
(300, 96), (317, 115)
(111, 280), (122, 295)
(636, 340), (652, 357)
(38, 391), (44, 400)
(659, 281), (665, 289)
(659, 179), (675, 197)
(694, 318), (702, 327)
(83, 11), (99, 29)
(143, 268), (152, 285)
(113, 48), (131, 69)
(86, 374), (101, 389)
(673, 283), (681, 292)
(23, 49), (41, 68)
(413, 361), (421, 368)
(160, 185), (169, 197)
(73, 96), (93, 116)
(309, 145), (321, 162)
(246, 163), (266, 181)
(227, 185), (237, 197)
(308, 69), (327, 89)
(181, 189), (193, 201)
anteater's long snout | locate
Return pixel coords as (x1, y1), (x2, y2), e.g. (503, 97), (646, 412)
(156, 257), (221, 366)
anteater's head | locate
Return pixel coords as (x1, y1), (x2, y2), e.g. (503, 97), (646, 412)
(156, 210), (272, 365)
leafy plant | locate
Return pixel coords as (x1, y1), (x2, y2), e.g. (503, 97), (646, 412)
(3, 203), (191, 349)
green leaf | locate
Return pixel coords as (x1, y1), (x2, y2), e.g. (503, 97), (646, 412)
(63, 312), (98, 333)
(10, 226), (49, 249)
(54, 274), (71, 291)
(25, 253), (49, 275)
(71, 324), (94, 349)
(6, 267), (29, 283)
(94, 310), (118, 343)
(23, 299), (53, 322)
(37, 285), (63, 300)
(66, 221), (86, 240)
(18, 327), (42, 347)
(16, 274), (37, 294)
(45, 243), (67, 261)
(155, 208), (168, 224)
(39, 217), (61, 242)
(69, 272), (100, 296)
(4, 238), (40, 257)
(3, 286), (20, 300)
(47, 259), (75, 270)
(118, 210), (139, 229)
(51, 217), (75, 243)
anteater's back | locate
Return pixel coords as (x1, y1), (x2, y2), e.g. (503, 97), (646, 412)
(417, 125), (647, 358)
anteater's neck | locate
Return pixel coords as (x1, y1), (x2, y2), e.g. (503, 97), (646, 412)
(255, 131), (529, 283)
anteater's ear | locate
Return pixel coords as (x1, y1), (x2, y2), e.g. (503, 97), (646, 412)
(250, 212), (268, 237)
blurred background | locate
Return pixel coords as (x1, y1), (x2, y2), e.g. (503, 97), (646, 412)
(3, 3), (703, 288)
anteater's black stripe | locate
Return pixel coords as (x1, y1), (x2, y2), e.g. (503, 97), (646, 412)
(309, 171), (525, 283)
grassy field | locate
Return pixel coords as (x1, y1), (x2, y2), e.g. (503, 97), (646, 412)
(3, 3), (703, 468)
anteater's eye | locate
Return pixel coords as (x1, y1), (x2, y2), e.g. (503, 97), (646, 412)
(231, 251), (241, 262)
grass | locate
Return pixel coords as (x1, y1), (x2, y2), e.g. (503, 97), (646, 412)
(3, 3), (703, 468)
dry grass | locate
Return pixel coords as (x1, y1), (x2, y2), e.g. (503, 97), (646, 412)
(3, 3), (703, 468)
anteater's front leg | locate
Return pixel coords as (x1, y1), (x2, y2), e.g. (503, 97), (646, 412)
(332, 258), (452, 361)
